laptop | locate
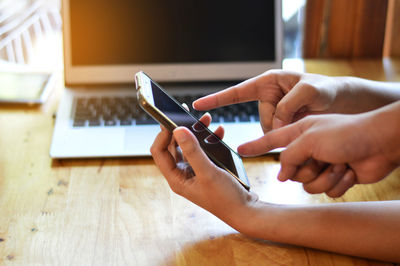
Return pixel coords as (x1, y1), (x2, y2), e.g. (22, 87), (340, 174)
(50, 0), (283, 158)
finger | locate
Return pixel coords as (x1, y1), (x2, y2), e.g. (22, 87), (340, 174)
(193, 72), (278, 110)
(273, 81), (317, 129)
(179, 124), (225, 162)
(258, 101), (276, 133)
(193, 80), (257, 110)
(302, 164), (347, 194)
(173, 127), (214, 176)
(193, 70), (303, 111)
(205, 125), (225, 144)
(291, 159), (326, 183)
(325, 169), (356, 198)
(150, 129), (178, 175)
(167, 136), (182, 162)
(212, 125), (225, 140)
(277, 134), (313, 182)
(198, 112), (212, 127)
(175, 146), (184, 163)
(237, 121), (304, 156)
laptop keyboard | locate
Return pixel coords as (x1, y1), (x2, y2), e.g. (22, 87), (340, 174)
(72, 95), (259, 128)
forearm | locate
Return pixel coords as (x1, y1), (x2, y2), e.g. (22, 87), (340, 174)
(241, 201), (400, 262)
(332, 77), (400, 114)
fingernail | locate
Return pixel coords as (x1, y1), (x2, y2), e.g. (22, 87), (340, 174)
(237, 145), (248, 155)
(192, 121), (204, 132)
(182, 103), (190, 112)
(192, 100), (202, 110)
(277, 171), (286, 182)
(272, 117), (285, 129)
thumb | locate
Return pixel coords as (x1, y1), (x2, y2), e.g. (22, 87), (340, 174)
(273, 82), (315, 129)
(173, 127), (214, 175)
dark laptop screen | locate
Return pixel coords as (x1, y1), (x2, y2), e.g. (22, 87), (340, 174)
(70, 0), (276, 65)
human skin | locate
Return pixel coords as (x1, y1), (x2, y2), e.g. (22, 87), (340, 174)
(238, 102), (400, 196)
(151, 124), (400, 262)
(193, 70), (400, 197)
(193, 70), (400, 131)
(150, 71), (400, 262)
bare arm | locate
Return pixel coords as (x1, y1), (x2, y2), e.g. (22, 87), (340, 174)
(150, 121), (400, 262)
(243, 200), (400, 263)
(150, 72), (400, 262)
(332, 76), (400, 114)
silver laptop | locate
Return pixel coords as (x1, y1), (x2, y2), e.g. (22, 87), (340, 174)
(50, 0), (283, 158)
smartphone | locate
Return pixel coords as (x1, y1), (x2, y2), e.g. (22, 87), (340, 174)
(135, 71), (250, 190)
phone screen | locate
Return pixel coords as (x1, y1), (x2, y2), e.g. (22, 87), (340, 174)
(149, 80), (249, 189)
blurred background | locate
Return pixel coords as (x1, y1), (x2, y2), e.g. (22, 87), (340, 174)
(0, 0), (399, 71)
(0, 0), (61, 70)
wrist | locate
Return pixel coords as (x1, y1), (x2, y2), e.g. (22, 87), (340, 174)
(368, 101), (400, 165)
(331, 77), (371, 114)
(234, 200), (283, 240)
(335, 77), (400, 114)
(223, 193), (261, 234)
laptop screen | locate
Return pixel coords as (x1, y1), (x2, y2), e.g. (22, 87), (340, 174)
(70, 0), (275, 65)
(63, 0), (282, 84)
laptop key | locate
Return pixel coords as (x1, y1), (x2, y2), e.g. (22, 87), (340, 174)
(88, 119), (101, 126)
(76, 98), (88, 107)
(239, 112), (250, 122)
(210, 113), (221, 123)
(73, 120), (86, 127)
(104, 120), (117, 126)
(223, 113), (235, 122)
(120, 119), (132, 126)
(75, 107), (91, 115)
(102, 114), (114, 121)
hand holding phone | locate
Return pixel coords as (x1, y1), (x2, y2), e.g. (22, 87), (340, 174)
(135, 71), (250, 190)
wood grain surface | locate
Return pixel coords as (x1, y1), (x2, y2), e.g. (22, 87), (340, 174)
(384, 0), (400, 57)
(304, 0), (388, 58)
(0, 59), (399, 265)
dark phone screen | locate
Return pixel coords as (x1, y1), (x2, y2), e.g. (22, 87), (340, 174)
(151, 81), (241, 178)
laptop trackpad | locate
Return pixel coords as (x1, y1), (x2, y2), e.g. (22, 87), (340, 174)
(124, 126), (160, 154)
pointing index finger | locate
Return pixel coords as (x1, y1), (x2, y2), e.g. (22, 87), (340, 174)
(237, 120), (304, 156)
(193, 76), (263, 111)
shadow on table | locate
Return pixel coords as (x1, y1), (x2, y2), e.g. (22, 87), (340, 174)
(50, 156), (155, 168)
(166, 233), (389, 266)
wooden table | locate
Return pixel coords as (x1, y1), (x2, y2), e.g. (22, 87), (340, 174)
(1, 59), (400, 265)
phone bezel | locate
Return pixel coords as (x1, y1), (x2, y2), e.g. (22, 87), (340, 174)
(135, 71), (250, 190)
